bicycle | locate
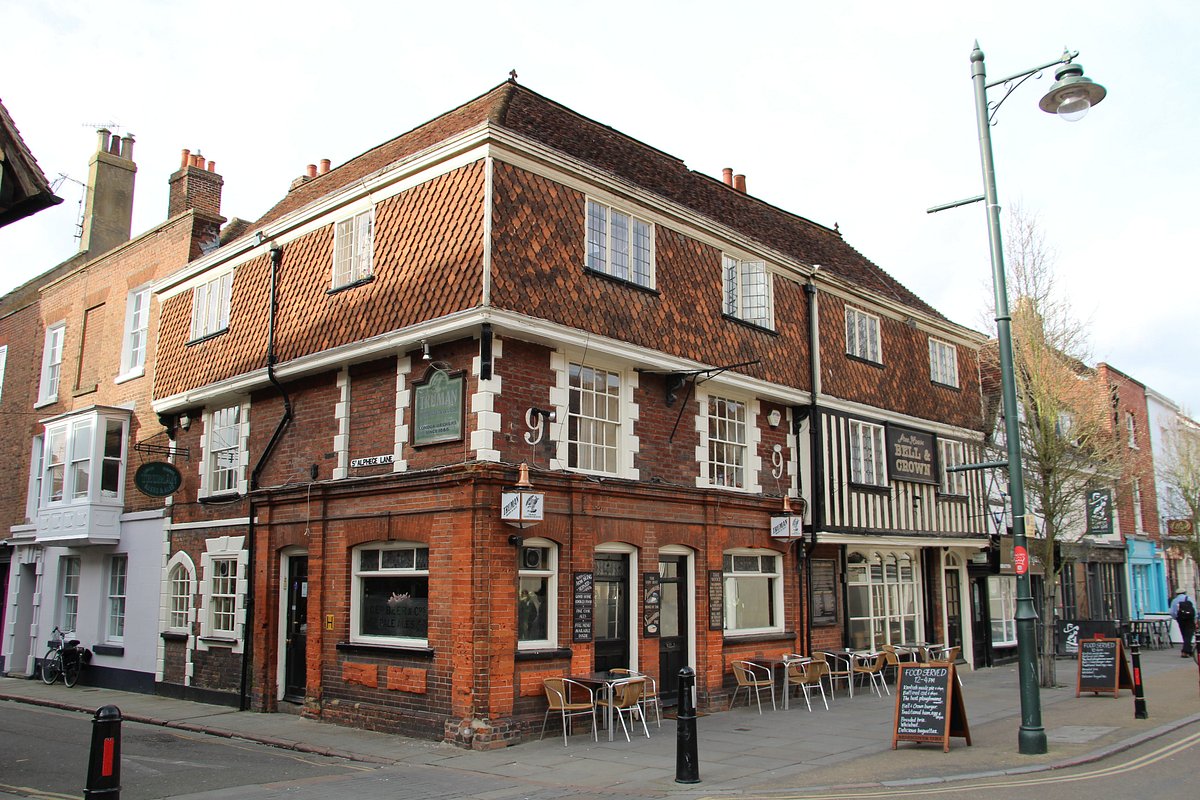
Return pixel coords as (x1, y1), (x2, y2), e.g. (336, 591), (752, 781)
(41, 626), (85, 687)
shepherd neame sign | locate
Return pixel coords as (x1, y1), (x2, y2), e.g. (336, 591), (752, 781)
(886, 426), (937, 485)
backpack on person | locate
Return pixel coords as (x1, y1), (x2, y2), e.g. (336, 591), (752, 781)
(1177, 597), (1196, 624)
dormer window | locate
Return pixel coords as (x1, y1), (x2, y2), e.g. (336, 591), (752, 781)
(332, 209), (374, 289)
(189, 271), (233, 341)
(585, 199), (653, 288)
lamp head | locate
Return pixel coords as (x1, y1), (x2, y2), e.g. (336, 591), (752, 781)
(1039, 61), (1106, 121)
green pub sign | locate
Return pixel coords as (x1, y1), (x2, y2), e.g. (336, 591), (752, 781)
(1086, 488), (1113, 535)
(412, 368), (464, 446)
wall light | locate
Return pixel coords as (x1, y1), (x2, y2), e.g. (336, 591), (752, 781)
(767, 409), (782, 428)
(421, 341), (431, 360)
(179, 412), (192, 431)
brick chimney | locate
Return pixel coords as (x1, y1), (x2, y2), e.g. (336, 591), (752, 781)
(168, 149), (224, 220)
(79, 129), (137, 256)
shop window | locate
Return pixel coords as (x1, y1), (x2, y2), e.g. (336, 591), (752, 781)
(846, 550), (919, 650)
(722, 550), (783, 635)
(352, 543), (430, 647)
(517, 539), (557, 650)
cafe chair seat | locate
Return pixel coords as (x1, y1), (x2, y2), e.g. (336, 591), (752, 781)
(852, 652), (890, 697)
(729, 660), (775, 713)
(786, 658), (829, 711)
(609, 668), (661, 727)
(603, 677), (650, 741)
(540, 677), (597, 746)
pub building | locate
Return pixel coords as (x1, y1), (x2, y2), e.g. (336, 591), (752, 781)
(149, 81), (991, 747)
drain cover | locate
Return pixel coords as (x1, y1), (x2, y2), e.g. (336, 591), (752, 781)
(1047, 726), (1118, 743)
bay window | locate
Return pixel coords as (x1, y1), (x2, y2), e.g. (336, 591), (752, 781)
(846, 550), (920, 650)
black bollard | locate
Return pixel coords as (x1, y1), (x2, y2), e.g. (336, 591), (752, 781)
(675, 666), (700, 784)
(1130, 635), (1148, 719)
(84, 705), (121, 799)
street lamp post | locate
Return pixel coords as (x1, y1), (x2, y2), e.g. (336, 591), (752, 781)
(969, 42), (1106, 756)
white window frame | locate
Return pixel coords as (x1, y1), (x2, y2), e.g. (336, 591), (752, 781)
(1126, 412), (1137, 448)
(26, 434), (44, 520)
(60, 556), (81, 633)
(987, 575), (1017, 646)
(928, 337), (959, 387)
(37, 323), (65, 405)
(845, 307), (881, 363)
(567, 362), (623, 476)
(722, 549), (784, 636)
(1132, 478), (1143, 533)
(350, 541), (430, 648)
(0, 343), (7, 400)
(166, 553), (195, 632)
(107, 554), (128, 642)
(848, 419), (887, 487)
(202, 402), (247, 497)
(189, 271), (233, 341)
(198, 537), (246, 651)
(332, 208), (374, 288)
(41, 411), (129, 507)
(846, 549), (922, 651)
(705, 394), (748, 489)
(517, 538), (558, 651)
(939, 439), (967, 496)
(117, 287), (151, 382)
(722, 255), (773, 328)
(585, 199), (654, 288)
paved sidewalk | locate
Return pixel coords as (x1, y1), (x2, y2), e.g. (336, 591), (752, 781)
(4, 647), (1200, 797)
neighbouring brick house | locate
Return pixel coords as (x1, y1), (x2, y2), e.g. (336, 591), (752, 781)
(150, 80), (990, 746)
(0, 131), (225, 690)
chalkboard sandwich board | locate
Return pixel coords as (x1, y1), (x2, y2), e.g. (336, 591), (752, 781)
(892, 662), (971, 752)
(1075, 636), (1133, 698)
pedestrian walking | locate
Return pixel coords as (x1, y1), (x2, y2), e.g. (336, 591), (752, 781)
(1169, 588), (1196, 657)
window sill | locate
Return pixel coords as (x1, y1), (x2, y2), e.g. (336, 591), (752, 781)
(34, 397), (58, 409)
(199, 636), (239, 647)
(583, 266), (659, 296)
(199, 492), (244, 505)
(722, 630), (795, 645)
(845, 354), (884, 369)
(92, 644), (124, 657)
(187, 329), (229, 347)
(161, 631), (189, 642)
(336, 641), (434, 657)
(327, 275), (375, 295)
(721, 313), (778, 335)
(115, 368), (145, 385)
(515, 647), (573, 662)
(931, 380), (960, 391)
(849, 482), (890, 495)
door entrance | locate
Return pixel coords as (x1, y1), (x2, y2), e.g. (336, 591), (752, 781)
(283, 555), (308, 702)
(593, 553), (630, 672)
(969, 574), (992, 667)
(658, 555), (688, 705)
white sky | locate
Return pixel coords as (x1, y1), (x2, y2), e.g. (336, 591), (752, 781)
(2, 1), (1197, 415)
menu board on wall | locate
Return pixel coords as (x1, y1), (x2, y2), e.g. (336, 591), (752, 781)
(708, 570), (724, 631)
(811, 559), (838, 625)
(573, 572), (593, 642)
(642, 572), (661, 637)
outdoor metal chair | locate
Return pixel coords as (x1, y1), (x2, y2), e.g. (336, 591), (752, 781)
(610, 668), (661, 727)
(540, 677), (597, 746)
(605, 677), (651, 741)
(785, 658), (829, 711)
(852, 652), (890, 697)
(729, 660), (776, 713)
(812, 651), (853, 698)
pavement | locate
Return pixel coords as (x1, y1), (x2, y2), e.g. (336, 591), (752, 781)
(4, 646), (1200, 798)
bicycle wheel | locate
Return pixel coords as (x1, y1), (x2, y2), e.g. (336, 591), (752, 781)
(40, 650), (61, 685)
(63, 654), (80, 687)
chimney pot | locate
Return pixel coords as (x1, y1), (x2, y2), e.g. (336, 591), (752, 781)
(180, 149), (191, 169)
(319, 158), (331, 175)
(109, 136), (121, 156)
(120, 134), (135, 160)
(96, 128), (111, 153)
(306, 164), (317, 178)
(207, 160), (215, 172)
(734, 174), (746, 193)
(722, 167), (733, 186)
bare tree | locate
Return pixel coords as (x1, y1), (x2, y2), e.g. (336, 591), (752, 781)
(986, 206), (1126, 688)
(1158, 415), (1200, 568)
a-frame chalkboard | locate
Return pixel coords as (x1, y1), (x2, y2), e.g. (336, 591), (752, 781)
(892, 661), (972, 752)
(1075, 636), (1134, 698)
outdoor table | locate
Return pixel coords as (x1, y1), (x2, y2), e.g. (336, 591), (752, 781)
(569, 671), (635, 742)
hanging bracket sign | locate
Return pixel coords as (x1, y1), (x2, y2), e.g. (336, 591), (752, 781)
(135, 461), (182, 497)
